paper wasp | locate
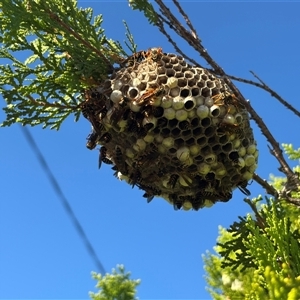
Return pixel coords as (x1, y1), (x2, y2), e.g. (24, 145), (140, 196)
(168, 174), (179, 189)
(99, 132), (112, 144)
(86, 130), (100, 150)
(80, 90), (108, 140)
(129, 169), (143, 188)
(192, 192), (205, 211)
(228, 151), (240, 164)
(142, 186), (161, 203)
(119, 51), (147, 68)
(98, 146), (113, 169)
(169, 194), (182, 210)
(114, 146), (128, 175)
(119, 47), (163, 68)
(135, 86), (165, 106)
(217, 190), (233, 202)
(143, 192), (154, 203)
(217, 122), (243, 138)
(237, 180), (251, 196)
(145, 47), (163, 62)
(212, 92), (244, 112)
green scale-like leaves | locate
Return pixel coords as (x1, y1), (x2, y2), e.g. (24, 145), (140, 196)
(203, 144), (300, 299)
(90, 265), (140, 300)
(0, 0), (128, 129)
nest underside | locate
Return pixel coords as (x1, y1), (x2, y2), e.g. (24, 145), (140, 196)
(81, 49), (258, 210)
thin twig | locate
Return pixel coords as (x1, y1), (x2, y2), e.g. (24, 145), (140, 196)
(27, 94), (78, 110)
(156, 16), (203, 68)
(244, 198), (266, 229)
(252, 173), (279, 198)
(224, 73), (300, 118)
(155, 0), (224, 74)
(172, 0), (201, 43)
(152, 1), (300, 191)
(285, 198), (300, 207)
(250, 71), (300, 118)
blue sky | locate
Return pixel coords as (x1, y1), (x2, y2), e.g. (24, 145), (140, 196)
(1, 1), (300, 299)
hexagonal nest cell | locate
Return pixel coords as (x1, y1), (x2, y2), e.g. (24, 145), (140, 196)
(81, 48), (258, 211)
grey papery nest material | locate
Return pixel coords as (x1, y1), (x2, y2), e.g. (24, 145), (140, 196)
(81, 48), (258, 210)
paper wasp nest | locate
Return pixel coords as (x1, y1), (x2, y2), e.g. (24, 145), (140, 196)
(82, 48), (258, 210)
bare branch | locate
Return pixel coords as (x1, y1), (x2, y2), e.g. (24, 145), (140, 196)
(224, 73), (300, 118)
(151, 1), (300, 191)
(249, 71), (300, 118)
(172, 0), (201, 43)
(155, 0), (226, 75)
(285, 197), (300, 207)
(244, 198), (266, 229)
(156, 16), (203, 68)
(252, 173), (279, 198)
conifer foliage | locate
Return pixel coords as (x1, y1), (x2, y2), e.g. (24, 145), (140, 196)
(203, 145), (300, 299)
(1, 0), (300, 298)
(0, 0), (126, 129)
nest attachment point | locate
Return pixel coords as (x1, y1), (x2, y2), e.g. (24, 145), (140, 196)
(81, 48), (258, 211)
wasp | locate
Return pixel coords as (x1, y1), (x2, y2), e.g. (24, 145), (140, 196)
(141, 184), (160, 203)
(111, 95), (131, 125)
(119, 50), (147, 68)
(137, 127), (148, 138)
(80, 91), (108, 138)
(99, 107), (108, 121)
(217, 122), (243, 138)
(135, 86), (165, 106)
(211, 92), (227, 105)
(157, 117), (168, 129)
(197, 178), (209, 189)
(212, 92), (244, 112)
(205, 172), (215, 182)
(169, 194), (182, 210)
(115, 146), (128, 175)
(168, 174), (179, 189)
(115, 146), (123, 163)
(157, 168), (165, 177)
(99, 132), (112, 144)
(145, 47), (163, 62)
(134, 144), (159, 169)
(127, 120), (140, 135)
(179, 120), (191, 131)
(143, 193), (154, 203)
(109, 108), (122, 126)
(192, 193), (205, 211)
(198, 190), (214, 199)
(86, 130), (99, 150)
(119, 96), (131, 108)
(98, 146), (113, 169)
(217, 190), (232, 202)
(203, 173), (216, 189)
(129, 169), (143, 188)
(225, 93), (245, 110)
(197, 190), (221, 204)
(238, 180), (251, 196)
(141, 105), (164, 118)
(80, 89), (107, 117)
(228, 151), (240, 164)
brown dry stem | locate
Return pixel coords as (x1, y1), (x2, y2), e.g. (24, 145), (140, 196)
(244, 198), (266, 229)
(252, 173), (278, 198)
(224, 73), (300, 119)
(152, 0), (300, 201)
